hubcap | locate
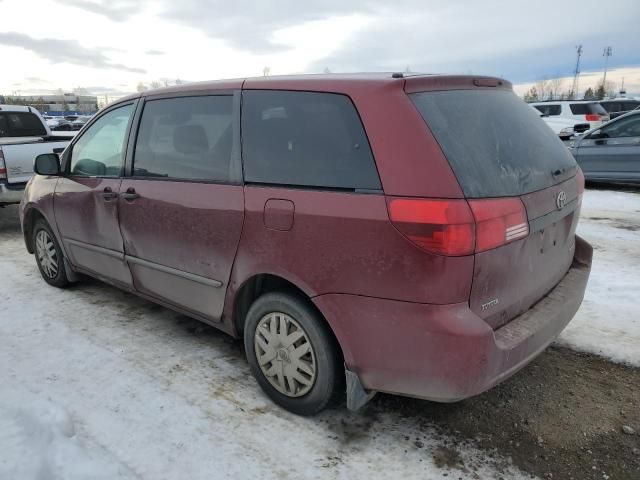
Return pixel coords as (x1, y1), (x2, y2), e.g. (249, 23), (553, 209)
(35, 229), (58, 279)
(254, 312), (316, 397)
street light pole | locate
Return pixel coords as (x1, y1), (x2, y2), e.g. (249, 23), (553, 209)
(602, 46), (612, 88)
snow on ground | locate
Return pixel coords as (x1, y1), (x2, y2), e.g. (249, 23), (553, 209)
(0, 187), (638, 480)
(558, 188), (640, 366)
(0, 208), (527, 480)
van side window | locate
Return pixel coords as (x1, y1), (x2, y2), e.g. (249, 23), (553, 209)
(133, 96), (234, 182)
(533, 104), (561, 116)
(241, 90), (381, 190)
(70, 104), (133, 177)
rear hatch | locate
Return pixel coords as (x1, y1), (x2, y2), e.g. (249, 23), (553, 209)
(409, 86), (582, 329)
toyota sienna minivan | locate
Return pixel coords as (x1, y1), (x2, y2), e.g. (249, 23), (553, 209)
(21, 74), (592, 415)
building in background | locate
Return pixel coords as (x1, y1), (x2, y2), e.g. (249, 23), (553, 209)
(0, 93), (98, 115)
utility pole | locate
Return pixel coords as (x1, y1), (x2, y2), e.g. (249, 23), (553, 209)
(602, 46), (612, 88)
(570, 45), (582, 100)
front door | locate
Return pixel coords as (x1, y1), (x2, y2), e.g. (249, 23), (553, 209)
(55, 102), (136, 287)
(576, 113), (640, 182)
(117, 94), (244, 321)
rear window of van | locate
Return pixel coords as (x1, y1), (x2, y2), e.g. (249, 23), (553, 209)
(410, 90), (577, 198)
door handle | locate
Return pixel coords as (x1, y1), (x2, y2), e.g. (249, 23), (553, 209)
(101, 187), (118, 200)
(120, 188), (140, 201)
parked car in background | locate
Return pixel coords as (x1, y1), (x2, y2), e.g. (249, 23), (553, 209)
(43, 115), (74, 131)
(69, 115), (92, 131)
(569, 109), (640, 184)
(0, 105), (74, 206)
(530, 100), (610, 130)
(598, 98), (640, 119)
(52, 120), (74, 131)
(532, 108), (590, 140)
(20, 74), (592, 415)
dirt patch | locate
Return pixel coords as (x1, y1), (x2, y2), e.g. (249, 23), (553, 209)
(616, 223), (640, 232)
(432, 445), (464, 470)
(366, 346), (640, 479)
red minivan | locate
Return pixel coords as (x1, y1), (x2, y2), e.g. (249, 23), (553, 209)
(21, 74), (592, 415)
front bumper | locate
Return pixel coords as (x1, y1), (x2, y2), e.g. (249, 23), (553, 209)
(0, 183), (25, 205)
(313, 235), (593, 402)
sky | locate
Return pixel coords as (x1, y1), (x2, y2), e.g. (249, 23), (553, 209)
(1, 0), (639, 99)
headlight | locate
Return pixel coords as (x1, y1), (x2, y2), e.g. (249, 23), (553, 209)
(559, 127), (575, 135)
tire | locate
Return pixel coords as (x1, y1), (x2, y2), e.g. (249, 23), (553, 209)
(33, 219), (69, 288)
(244, 292), (343, 416)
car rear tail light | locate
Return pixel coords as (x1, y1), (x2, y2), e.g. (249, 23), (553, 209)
(387, 198), (475, 255)
(585, 114), (601, 121)
(387, 196), (529, 256)
(468, 198), (529, 252)
(0, 149), (6, 180)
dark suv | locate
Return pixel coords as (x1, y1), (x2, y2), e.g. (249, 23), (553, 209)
(21, 74), (592, 415)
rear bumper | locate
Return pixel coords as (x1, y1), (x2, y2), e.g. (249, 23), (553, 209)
(0, 183), (25, 205)
(313, 235), (593, 402)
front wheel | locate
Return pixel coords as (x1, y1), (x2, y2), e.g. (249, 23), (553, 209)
(33, 219), (69, 288)
(244, 292), (343, 416)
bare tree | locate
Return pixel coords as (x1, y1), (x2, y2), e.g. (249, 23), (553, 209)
(534, 78), (551, 101)
(604, 80), (616, 98)
(149, 80), (163, 89)
(549, 77), (564, 100)
(136, 82), (147, 92)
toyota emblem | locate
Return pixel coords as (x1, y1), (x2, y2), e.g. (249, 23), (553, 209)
(556, 191), (567, 210)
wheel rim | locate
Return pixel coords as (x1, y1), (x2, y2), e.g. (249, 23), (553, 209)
(35, 229), (58, 279)
(254, 312), (317, 398)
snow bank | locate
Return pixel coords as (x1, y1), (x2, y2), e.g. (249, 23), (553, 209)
(557, 189), (640, 366)
(0, 392), (136, 480)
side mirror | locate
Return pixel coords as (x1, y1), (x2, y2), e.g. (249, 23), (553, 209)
(34, 153), (61, 176)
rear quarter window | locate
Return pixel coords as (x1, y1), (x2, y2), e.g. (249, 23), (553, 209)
(570, 103), (607, 115)
(410, 90), (576, 198)
(241, 90), (381, 190)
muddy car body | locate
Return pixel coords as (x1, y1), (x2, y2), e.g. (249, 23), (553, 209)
(21, 74), (592, 415)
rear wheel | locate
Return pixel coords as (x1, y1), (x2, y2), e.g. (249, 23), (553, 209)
(33, 219), (69, 288)
(244, 292), (343, 415)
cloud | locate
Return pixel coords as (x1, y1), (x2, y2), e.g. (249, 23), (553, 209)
(58, 0), (143, 22)
(24, 76), (49, 84)
(145, 49), (164, 55)
(158, 0), (373, 54)
(304, 0), (640, 83)
(0, 32), (146, 74)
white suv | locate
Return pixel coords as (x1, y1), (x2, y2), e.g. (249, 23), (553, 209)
(530, 100), (610, 130)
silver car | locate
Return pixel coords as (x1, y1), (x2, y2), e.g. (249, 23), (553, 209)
(570, 110), (640, 184)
